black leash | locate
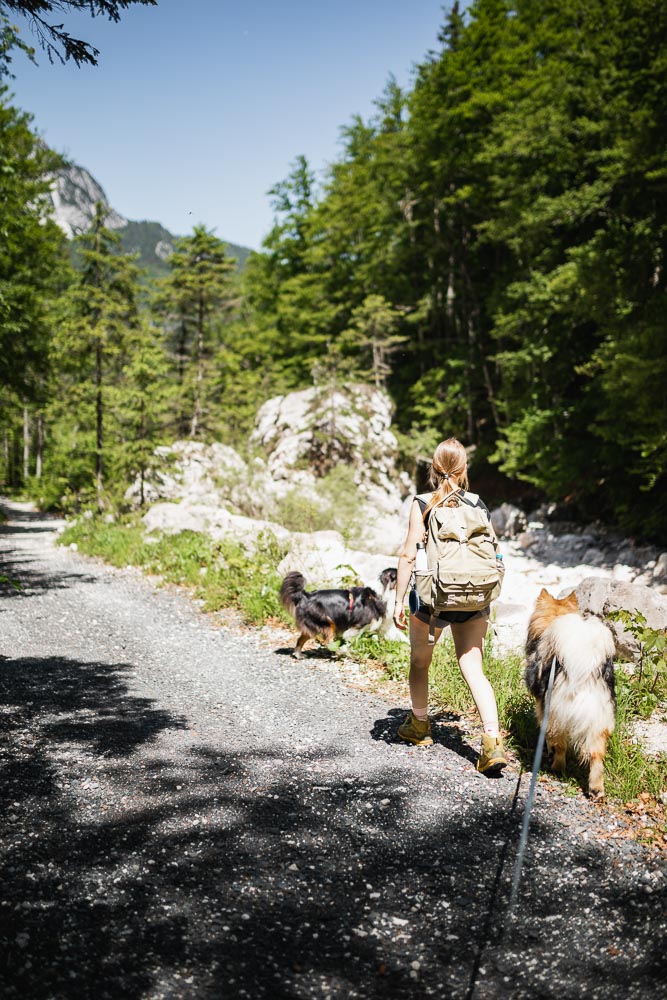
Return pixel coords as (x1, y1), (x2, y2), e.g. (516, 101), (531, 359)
(465, 655), (557, 999)
(464, 769), (523, 1000)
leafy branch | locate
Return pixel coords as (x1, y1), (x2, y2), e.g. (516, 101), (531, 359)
(606, 608), (667, 697)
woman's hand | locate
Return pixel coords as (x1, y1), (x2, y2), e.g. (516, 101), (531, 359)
(393, 602), (407, 631)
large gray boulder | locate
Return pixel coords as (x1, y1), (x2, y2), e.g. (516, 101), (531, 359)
(573, 576), (667, 660)
(142, 501), (293, 550)
(490, 503), (528, 540)
(252, 383), (412, 553)
(253, 384), (406, 501)
(125, 441), (247, 508)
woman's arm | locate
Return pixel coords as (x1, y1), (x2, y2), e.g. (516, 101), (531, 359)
(393, 499), (427, 630)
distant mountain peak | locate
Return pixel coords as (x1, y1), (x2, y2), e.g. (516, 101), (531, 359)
(48, 163), (126, 238)
(47, 161), (251, 274)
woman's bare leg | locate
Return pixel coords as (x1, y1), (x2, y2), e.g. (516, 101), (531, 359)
(407, 614), (444, 716)
(450, 616), (500, 736)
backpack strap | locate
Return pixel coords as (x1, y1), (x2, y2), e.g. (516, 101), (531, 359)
(416, 488), (476, 521)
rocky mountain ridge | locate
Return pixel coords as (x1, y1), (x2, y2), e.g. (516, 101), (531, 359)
(47, 161), (251, 274)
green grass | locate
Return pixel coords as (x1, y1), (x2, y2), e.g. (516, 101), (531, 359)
(605, 672), (666, 801)
(59, 516), (291, 626)
(59, 516), (666, 804)
(270, 466), (364, 545)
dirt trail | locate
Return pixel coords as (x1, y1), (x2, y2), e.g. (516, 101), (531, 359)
(1, 500), (665, 999)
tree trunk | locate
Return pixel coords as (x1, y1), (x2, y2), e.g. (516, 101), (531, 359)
(176, 318), (189, 437)
(35, 413), (43, 479)
(139, 398), (145, 507)
(190, 295), (205, 438)
(481, 358), (501, 430)
(372, 338), (382, 389)
(465, 316), (475, 442)
(23, 407), (30, 481)
(96, 341), (104, 512)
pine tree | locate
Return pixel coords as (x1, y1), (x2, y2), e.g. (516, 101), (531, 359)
(155, 226), (236, 439)
(338, 295), (405, 388)
(0, 1), (157, 71)
(55, 203), (141, 510)
(0, 87), (68, 489)
(115, 316), (172, 506)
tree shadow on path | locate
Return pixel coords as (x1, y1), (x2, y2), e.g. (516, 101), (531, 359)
(0, 538), (98, 598)
(0, 651), (664, 999)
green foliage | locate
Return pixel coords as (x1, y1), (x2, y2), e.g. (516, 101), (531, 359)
(0, 87), (70, 494)
(199, 531), (288, 624)
(114, 317), (174, 507)
(605, 669), (666, 802)
(0, 10), (35, 77)
(0, 89), (67, 400)
(58, 518), (290, 626)
(337, 295), (406, 389)
(0, 1), (157, 70)
(50, 203), (143, 510)
(270, 465), (364, 545)
(606, 609), (667, 715)
(154, 225), (236, 439)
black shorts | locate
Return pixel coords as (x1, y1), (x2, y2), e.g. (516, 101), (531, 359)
(414, 605), (490, 627)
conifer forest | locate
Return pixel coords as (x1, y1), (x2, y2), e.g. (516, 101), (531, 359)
(1, 0), (665, 541)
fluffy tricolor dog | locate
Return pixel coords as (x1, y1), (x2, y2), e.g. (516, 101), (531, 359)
(525, 588), (616, 800)
(280, 570), (395, 659)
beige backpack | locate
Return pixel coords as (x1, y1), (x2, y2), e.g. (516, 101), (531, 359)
(414, 490), (504, 638)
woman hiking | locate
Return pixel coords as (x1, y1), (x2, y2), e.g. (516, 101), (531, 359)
(393, 437), (507, 775)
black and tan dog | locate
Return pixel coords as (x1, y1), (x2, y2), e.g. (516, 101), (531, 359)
(280, 569), (395, 659)
(525, 588), (616, 800)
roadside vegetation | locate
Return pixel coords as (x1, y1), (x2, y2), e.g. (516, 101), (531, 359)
(59, 517), (666, 815)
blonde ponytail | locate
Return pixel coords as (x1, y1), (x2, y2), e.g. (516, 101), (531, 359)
(422, 438), (469, 523)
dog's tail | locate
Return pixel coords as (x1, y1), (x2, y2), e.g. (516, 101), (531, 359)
(279, 571), (307, 616)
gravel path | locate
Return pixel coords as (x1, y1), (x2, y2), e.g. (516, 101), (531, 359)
(1, 502), (665, 1000)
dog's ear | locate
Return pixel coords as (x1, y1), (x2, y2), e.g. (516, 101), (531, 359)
(379, 568), (397, 591)
(360, 587), (384, 611)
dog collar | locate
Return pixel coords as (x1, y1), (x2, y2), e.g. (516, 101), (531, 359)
(349, 591), (354, 612)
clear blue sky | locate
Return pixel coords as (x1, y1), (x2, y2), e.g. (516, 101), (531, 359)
(6, 0), (448, 250)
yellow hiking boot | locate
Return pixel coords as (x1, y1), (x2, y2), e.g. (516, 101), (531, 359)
(476, 734), (507, 775)
(397, 711), (433, 746)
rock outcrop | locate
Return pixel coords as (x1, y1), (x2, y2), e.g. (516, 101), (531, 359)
(130, 384), (413, 563)
(125, 441), (247, 509)
(573, 577), (667, 661)
(251, 383), (412, 552)
(48, 164), (126, 238)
